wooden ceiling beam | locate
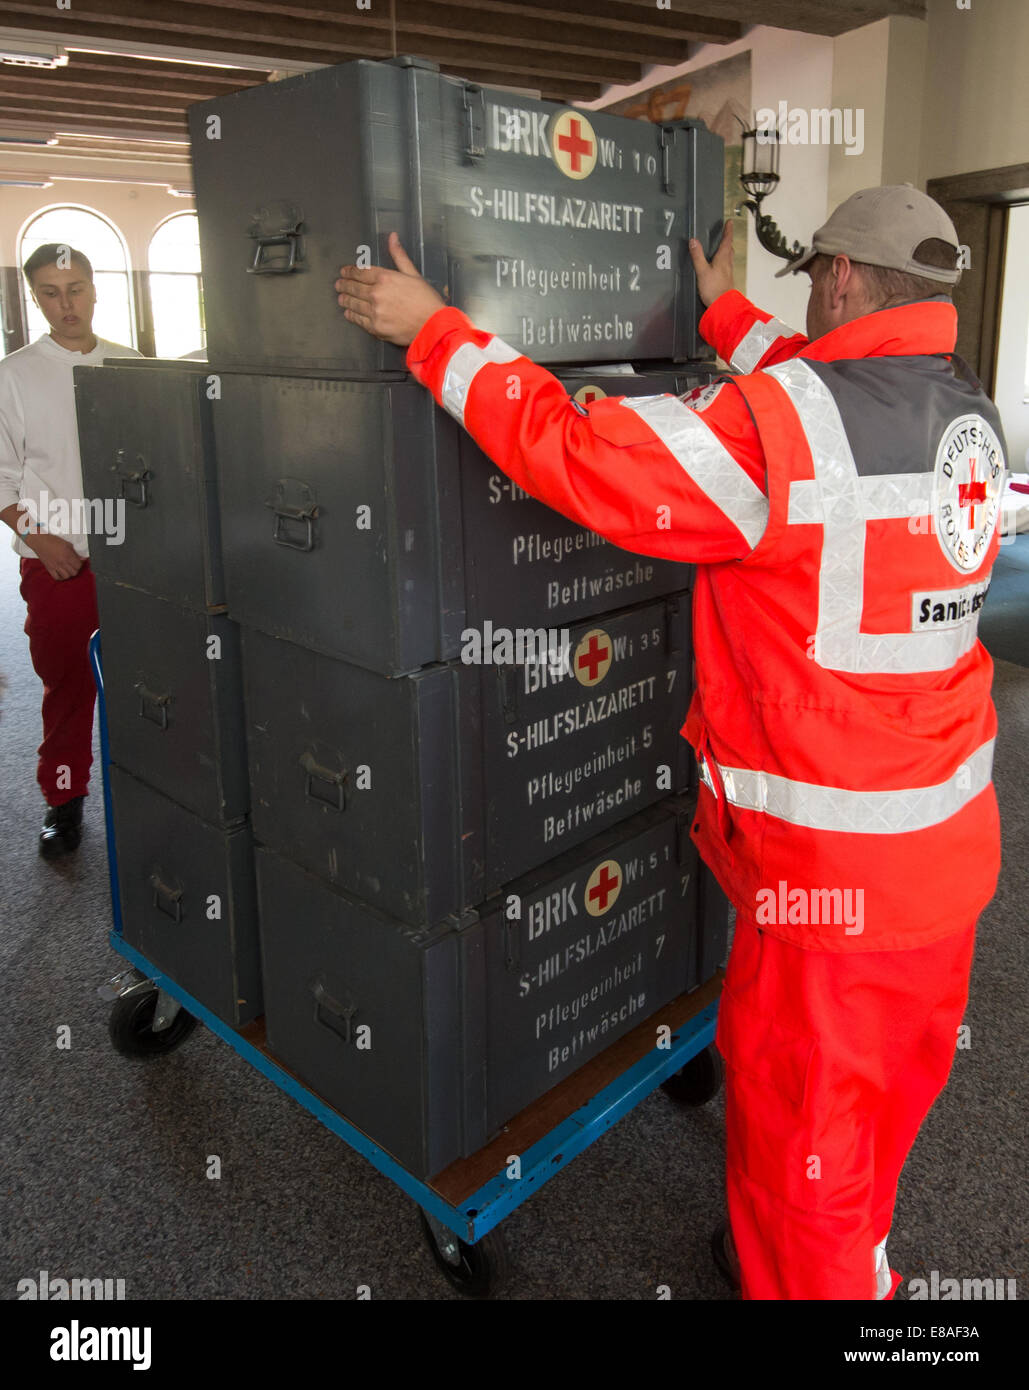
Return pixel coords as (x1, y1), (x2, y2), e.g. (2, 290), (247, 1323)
(0, 101), (187, 134)
(2, 11), (363, 71)
(60, 49), (266, 79)
(166, 0), (700, 63)
(2, 0), (642, 83)
(1, 54), (601, 105)
(33, 146), (192, 162)
(1, 69), (250, 104)
(419, 0), (743, 44)
(0, 82), (193, 116)
(62, 54), (261, 89)
(592, 0), (926, 38)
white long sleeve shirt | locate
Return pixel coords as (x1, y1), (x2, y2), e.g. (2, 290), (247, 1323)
(0, 333), (142, 558)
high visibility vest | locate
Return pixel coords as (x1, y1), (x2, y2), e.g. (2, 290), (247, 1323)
(408, 300), (1008, 951)
(682, 349), (1006, 949)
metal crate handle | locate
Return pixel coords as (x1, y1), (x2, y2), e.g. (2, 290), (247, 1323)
(134, 681), (171, 729)
(247, 230), (301, 275)
(312, 980), (356, 1044)
(247, 201), (304, 274)
(299, 751), (347, 811)
(271, 510), (315, 551)
(114, 450), (150, 508)
(149, 872), (183, 923)
(265, 479), (318, 552)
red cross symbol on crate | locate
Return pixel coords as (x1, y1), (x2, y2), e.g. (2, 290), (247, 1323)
(574, 629), (612, 685)
(551, 110), (598, 179)
(585, 859), (622, 916)
(558, 118), (592, 171)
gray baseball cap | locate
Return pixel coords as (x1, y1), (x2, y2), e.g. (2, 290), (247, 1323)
(775, 184), (961, 282)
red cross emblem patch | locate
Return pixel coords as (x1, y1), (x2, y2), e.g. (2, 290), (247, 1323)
(573, 627), (612, 686)
(585, 859), (622, 917)
(932, 413), (1004, 573)
(551, 110), (598, 180)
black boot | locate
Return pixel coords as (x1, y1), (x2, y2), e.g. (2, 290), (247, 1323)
(711, 1220), (741, 1293)
(39, 796), (85, 859)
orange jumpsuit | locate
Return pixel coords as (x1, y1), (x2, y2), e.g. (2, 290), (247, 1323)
(405, 289), (1006, 1298)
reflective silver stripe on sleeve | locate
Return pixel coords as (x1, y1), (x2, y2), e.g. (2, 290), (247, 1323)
(619, 394), (769, 550)
(704, 739), (994, 834)
(770, 358), (981, 673)
(730, 316), (796, 373)
(440, 337), (523, 427)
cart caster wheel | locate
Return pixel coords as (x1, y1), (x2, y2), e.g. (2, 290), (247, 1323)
(661, 1043), (724, 1105)
(418, 1208), (509, 1298)
(109, 989), (198, 1058)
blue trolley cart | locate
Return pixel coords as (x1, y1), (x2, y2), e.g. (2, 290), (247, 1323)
(90, 630), (723, 1297)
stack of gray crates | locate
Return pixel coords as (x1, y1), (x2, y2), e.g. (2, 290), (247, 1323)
(78, 54), (730, 1179)
(77, 365), (262, 1028)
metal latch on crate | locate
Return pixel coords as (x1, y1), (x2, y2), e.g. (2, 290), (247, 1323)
(658, 126), (676, 195)
(498, 663), (519, 725)
(462, 84), (486, 160)
(664, 595), (683, 658)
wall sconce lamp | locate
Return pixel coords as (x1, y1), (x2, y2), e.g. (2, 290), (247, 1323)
(735, 117), (806, 263)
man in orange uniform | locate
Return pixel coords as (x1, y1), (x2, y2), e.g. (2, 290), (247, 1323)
(336, 185), (1005, 1300)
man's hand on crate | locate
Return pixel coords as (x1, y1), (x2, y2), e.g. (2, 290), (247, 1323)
(688, 221), (734, 308)
(336, 233), (447, 347)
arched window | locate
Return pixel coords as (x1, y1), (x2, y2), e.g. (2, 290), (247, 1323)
(19, 206), (135, 349)
(148, 212), (204, 359)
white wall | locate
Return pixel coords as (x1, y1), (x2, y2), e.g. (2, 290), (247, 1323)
(827, 21), (890, 203)
(824, 15), (927, 206)
(920, 0), (1029, 183)
(994, 203), (1029, 469)
(747, 27), (834, 329)
(915, 0), (1029, 464)
(880, 16), (928, 188)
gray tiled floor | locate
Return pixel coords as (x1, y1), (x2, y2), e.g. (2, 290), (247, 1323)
(1, 540), (1025, 1300)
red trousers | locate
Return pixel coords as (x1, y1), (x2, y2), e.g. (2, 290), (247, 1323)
(716, 914), (977, 1300)
(19, 556), (99, 807)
